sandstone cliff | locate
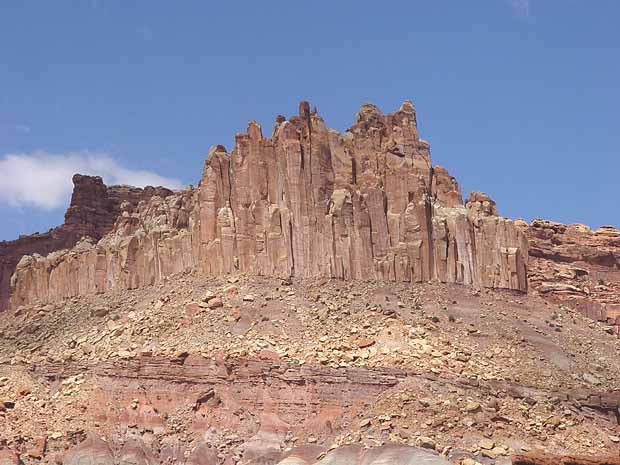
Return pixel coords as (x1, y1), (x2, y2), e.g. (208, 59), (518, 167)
(5, 101), (529, 310)
(0, 175), (173, 311)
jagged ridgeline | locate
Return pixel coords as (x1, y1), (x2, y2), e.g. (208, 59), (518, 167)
(3, 101), (529, 311)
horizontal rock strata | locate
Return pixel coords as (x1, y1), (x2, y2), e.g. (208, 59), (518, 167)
(22, 357), (620, 420)
(6, 101), (528, 309)
(524, 220), (620, 330)
(4, 356), (620, 464)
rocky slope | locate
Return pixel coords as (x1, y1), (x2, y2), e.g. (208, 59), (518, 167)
(1, 275), (620, 464)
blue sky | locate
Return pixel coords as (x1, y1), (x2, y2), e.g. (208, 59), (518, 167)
(1, 1), (618, 240)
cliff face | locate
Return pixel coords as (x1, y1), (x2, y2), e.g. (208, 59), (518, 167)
(194, 102), (527, 290)
(5, 101), (529, 310)
(525, 220), (620, 330)
(0, 175), (173, 311)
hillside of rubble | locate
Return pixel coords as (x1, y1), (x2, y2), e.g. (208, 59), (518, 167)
(2, 273), (620, 465)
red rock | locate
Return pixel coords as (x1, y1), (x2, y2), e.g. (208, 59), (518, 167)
(278, 445), (326, 465)
(202, 296), (222, 309)
(353, 336), (376, 348)
(525, 219), (620, 328)
(0, 450), (19, 465)
(4, 101), (529, 310)
(117, 440), (157, 465)
(257, 349), (281, 361)
(158, 438), (187, 465)
(512, 452), (620, 465)
(185, 303), (201, 320)
(186, 442), (218, 465)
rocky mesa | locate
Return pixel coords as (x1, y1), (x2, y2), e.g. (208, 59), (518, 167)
(4, 101), (529, 311)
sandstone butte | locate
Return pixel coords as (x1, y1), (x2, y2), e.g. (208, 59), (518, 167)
(1, 100), (619, 327)
(0, 101), (620, 327)
(2, 100), (532, 312)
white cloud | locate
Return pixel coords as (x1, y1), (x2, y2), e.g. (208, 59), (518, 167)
(0, 151), (184, 210)
(0, 124), (31, 135)
(510, 0), (531, 17)
(13, 125), (31, 134)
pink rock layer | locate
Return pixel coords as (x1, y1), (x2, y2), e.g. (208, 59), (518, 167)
(6, 101), (528, 310)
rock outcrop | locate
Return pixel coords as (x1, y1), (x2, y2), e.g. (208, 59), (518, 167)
(512, 453), (620, 465)
(524, 220), (620, 330)
(0, 176), (173, 311)
(5, 101), (528, 310)
(193, 102), (527, 290)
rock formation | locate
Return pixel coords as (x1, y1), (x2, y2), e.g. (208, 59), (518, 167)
(0, 175), (173, 311)
(4, 101), (529, 309)
(524, 219), (620, 330)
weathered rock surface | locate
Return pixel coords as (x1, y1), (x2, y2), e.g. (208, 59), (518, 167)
(512, 453), (620, 465)
(62, 434), (114, 465)
(0, 450), (20, 465)
(59, 439), (450, 465)
(0, 175), (173, 311)
(3, 275), (620, 463)
(524, 220), (620, 330)
(6, 101), (528, 309)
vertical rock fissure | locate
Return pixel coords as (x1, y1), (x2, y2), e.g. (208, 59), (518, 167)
(226, 154), (239, 271)
(288, 220), (295, 276)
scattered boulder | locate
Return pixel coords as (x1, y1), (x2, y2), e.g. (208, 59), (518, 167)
(207, 297), (224, 309)
(90, 306), (109, 318)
